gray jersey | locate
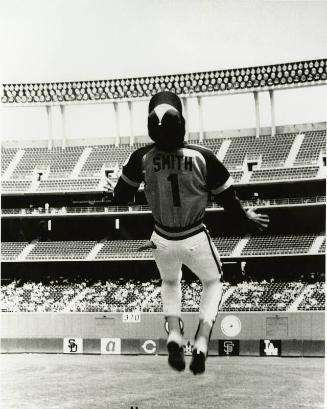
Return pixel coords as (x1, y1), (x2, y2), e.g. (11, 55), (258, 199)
(121, 143), (232, 239)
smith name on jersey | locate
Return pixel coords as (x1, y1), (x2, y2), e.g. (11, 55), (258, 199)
(120, 143), (233, 239)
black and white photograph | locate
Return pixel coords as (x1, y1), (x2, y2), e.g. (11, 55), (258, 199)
(1, 0), (326, 408)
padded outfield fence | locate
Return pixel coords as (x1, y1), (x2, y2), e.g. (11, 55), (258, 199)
(1, 311), (324, 356)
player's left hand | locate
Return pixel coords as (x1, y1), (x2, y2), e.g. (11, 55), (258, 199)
(137, 240), (157, 251)
(246, 207), (270, 231)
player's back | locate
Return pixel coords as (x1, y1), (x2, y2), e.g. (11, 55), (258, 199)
(142, 143), (231, 237)
(120, 142), (231, 239)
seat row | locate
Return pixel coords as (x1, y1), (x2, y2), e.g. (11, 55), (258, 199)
(1, 234), (323, 261)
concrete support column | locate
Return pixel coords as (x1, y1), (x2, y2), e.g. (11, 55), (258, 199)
(253, 91), (260, 138)
(113, 102), (120, 147)
(128, 101), (134, 146)
(269, 90), (276, 137)
(60, 105), (67, 148)
(182, 97), (189, 142)
(197, 96), (204, 142)
(46, 105), (54, 149)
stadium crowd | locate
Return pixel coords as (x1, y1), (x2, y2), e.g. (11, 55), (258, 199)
(1, 276), (324, 313)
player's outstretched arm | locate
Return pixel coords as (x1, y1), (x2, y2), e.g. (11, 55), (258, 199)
(216, 187), (270, 232)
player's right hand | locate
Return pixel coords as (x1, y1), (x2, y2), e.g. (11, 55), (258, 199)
(101, 177), (115, 193)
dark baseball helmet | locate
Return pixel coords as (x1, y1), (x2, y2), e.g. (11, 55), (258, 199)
(148, 91), (185, 152)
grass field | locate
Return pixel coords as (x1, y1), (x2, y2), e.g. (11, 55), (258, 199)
(0, 354), (324, 409)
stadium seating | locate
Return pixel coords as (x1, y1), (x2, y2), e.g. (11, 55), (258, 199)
(95, 240), (152, 259)
(73, 280), (158, 312)
(37, 178), (100, 192)
(241, 234), (316, 255)
(1, 147), (17, 175)
(1, 129), (325, 194)
(79, 144), (140, 177)
(249, 166), (320, 182)
(297, 282), (325, 311)
(1, 242), (28, 260)
(222, 133), (296, 169)
(2, 278), (323, 312)
(318, 238), (326, 253)
(25, 241), (97, 260)
(10, 146), (84, 180)
(294, 130), (326, 165)
(1, 235), (323, 262)
(221, 281), (304, 311)
(1, 180), (32, 193)
(0, 279), (85, 312)
(212, 237), (241, 256)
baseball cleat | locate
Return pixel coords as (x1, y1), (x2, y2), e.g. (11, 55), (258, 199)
(189, 348), (206, 375)
(167, 341), (185, 371)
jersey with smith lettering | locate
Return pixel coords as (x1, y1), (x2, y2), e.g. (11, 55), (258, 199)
(120, 143), (233, 239)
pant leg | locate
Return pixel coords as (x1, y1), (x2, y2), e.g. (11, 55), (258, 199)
(150, 231), (183, 317)
(181, 230), (223, 324)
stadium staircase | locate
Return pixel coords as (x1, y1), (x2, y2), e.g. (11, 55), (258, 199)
(216, 139), (231, 162)
(220, 285), (236, 306)
(308, 235), (326, 254)
(231, 237), (249, 257)
(16, 240), (38, 261)
(284, 133), (305, 167)
(63, 287), (89, 312)
(1, 149), (25, 180)
(70, 147), (93, 178)
(85, 241), (106, 260)
(287, 285), (314, 312)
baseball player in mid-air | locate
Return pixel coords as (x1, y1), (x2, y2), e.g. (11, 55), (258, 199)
(108, 91), (269, 375)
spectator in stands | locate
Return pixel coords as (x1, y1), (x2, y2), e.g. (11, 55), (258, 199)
(105, 91), (270, 375)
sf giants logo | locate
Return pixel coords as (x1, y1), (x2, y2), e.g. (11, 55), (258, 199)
(264, 340), (278, 356)
(224, 341), (234, 355)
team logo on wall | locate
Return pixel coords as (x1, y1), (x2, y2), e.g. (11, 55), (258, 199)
(101, 338), (121, 354)
(260, 340), (281, 356)
(63, 338), (83, 354)
(140, 339), (157, 354)
(219, 340), (240, 356)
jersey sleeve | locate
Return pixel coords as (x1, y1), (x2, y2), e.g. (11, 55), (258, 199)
(120, 149), (144, 188)
(203, 150), (233, 195)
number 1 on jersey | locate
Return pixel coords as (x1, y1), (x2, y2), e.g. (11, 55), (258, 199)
(167, 174), (181, 207)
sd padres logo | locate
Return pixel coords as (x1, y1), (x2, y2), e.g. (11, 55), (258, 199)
(68, 338), (78, 353)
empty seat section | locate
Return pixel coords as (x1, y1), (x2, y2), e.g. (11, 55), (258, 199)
(11, 146), (84, 180)
(1, 242), (28, 260)
(37, 178), (100, 192)
(1, 147), (18, 175)
(250, 166), (319, 182)
(294, 130), (326, 165)
(242, 234), (316, 255)
(1, 180), (32, 193)
(25, 241), (97, 260)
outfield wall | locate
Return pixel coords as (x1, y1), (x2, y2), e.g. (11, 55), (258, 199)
(1, 312), (324, 356)
(1, 311), (324, 340)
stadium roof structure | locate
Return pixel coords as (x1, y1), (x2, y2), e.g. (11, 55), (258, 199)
(1, 59), (326, 106)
